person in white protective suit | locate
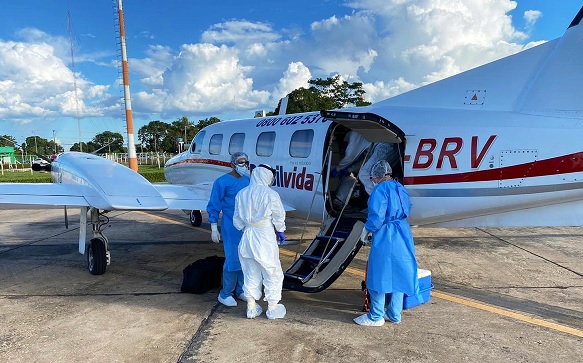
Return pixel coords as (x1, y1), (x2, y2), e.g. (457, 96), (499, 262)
(332, 130), (371, 209)
(206, 151), (250, 307)
(233, 164), (287, 319)
(358, 142), (400, 195)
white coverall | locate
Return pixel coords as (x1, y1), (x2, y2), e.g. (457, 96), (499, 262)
(233, 166), (286, 306)
(359, 143), (399, 195)
(337, 130), (371, 173)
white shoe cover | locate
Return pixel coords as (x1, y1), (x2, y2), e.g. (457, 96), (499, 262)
(266, 304), (286, 319)
(236, 293), (248, 301)
(218, 295), (237, 307)
(247, 305), (263, 319)
(353, 314), (385, 326)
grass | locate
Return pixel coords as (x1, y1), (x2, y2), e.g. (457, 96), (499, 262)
(0, 164), (167, 183)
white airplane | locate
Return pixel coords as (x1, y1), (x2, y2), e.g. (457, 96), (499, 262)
(1, 7), (582, 292)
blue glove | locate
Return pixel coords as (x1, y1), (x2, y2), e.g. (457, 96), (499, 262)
(338, 168), (349, 177)
(330, 168), (339, 178)
(276, 231), (286, 245)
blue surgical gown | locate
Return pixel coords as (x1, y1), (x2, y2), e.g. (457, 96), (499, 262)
(207, 173), (250, 271)
(365, 179), (419, 295)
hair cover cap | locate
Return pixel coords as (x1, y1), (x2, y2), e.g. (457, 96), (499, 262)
(370, 160), (392, 179)
(231, 151), (249, 165)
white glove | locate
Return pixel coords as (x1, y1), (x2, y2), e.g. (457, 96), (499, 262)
(359, 227), (371, 244)
(210, 223), (221, 243)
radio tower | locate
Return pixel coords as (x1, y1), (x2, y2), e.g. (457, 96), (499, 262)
(67, 7), (82, 151)
(116, 0), (138, 171)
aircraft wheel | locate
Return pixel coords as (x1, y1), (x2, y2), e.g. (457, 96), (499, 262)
(87, 238), (107, 275)
(189, 210), (202, 227)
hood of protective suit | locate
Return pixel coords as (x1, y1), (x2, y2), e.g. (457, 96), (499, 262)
(251, 165), (274, 186)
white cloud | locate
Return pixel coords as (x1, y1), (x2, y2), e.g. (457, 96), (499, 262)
(524, 10), (542, 27)
(0, 1), (558, 145)
(271, 62), (312, 102)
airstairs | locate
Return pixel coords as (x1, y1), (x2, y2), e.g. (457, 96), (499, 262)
(283, 216), (365, 293)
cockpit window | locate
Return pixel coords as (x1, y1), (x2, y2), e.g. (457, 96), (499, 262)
(190, 131), (206, 154)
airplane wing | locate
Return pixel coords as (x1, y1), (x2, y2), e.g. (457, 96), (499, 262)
(0, 183), (93, 208)
(0, 153), (212, 212)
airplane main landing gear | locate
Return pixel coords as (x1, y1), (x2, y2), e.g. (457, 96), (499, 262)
(85, 208), (111, 275)
(189, 210), (202, 227)
(88, 237), (109, 275)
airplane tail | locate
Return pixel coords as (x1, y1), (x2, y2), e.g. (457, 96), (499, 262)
(377, 6), (583, 117)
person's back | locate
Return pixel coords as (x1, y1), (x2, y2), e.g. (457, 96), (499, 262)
(234, 164), (287, 320)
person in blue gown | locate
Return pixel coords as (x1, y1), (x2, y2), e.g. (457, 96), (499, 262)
(207, 152), (251, 307)
(354, 160), (419, 326)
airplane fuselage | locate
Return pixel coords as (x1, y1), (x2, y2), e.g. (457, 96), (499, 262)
(164, 107), (583, 227)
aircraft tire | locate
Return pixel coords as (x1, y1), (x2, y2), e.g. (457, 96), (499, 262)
(190, 210), (202, 227)
(87, 238), (107, 275)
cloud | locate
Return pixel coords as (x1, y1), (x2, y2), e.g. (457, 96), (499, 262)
(0, 1), (556, 145)
(524, 10), (542, 28)
(133, 43), (270, 115)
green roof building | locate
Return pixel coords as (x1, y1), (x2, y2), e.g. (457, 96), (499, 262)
(0, 146), (16, 164)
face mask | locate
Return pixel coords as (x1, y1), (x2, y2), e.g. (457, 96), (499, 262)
(235, 165), (250, 177)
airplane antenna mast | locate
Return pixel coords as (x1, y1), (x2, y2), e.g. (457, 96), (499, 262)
(67, 7), (82, 152)
(115, 0), (138, 171)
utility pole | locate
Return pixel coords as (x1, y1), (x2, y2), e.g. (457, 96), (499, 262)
(52, 130), (57, 154)
(33, 132), (38, 154)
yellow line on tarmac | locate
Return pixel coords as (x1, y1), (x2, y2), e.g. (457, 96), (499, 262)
(281, 248), (583, 338)
(430, 290), (583, 338)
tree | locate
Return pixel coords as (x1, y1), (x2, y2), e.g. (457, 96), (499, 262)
(138, 120), (171, 153)
(274, 75), (371, 114)
(194, 117), (221, 130)
(70, 142), (97, 152)
(0, 135), (16, 147)
(93, 131), (126, 153)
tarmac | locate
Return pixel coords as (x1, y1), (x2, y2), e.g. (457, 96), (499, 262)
(0, 208), (581, 363)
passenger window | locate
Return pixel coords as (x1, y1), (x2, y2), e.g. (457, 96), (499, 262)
(229, 133), (245, 154)
(190, 131), (206, 154)
(256, 132), (275, 157)
(209, 134), (223, 155)
(289, 130), (313, 158)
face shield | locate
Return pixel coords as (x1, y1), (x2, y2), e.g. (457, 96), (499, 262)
(258, 164), (276, 186)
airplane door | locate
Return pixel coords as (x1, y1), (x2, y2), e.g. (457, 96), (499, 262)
(321, 110), (407, 214)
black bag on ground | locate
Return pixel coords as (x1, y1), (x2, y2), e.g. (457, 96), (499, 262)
(181, 255), (225, 294)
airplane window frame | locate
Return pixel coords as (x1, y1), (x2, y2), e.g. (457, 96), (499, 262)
(190, 131), (206, 154)
(289, 129), (314, 158)
(209, 134), (223, 155)
(256, 131), (276, 157)
(229, 133), (246, 155)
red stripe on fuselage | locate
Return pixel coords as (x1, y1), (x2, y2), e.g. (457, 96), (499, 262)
(167, 158), (231, 168)
(405, 151), (583, 185)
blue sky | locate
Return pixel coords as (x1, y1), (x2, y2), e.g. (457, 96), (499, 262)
(1, 0), (582, 149)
